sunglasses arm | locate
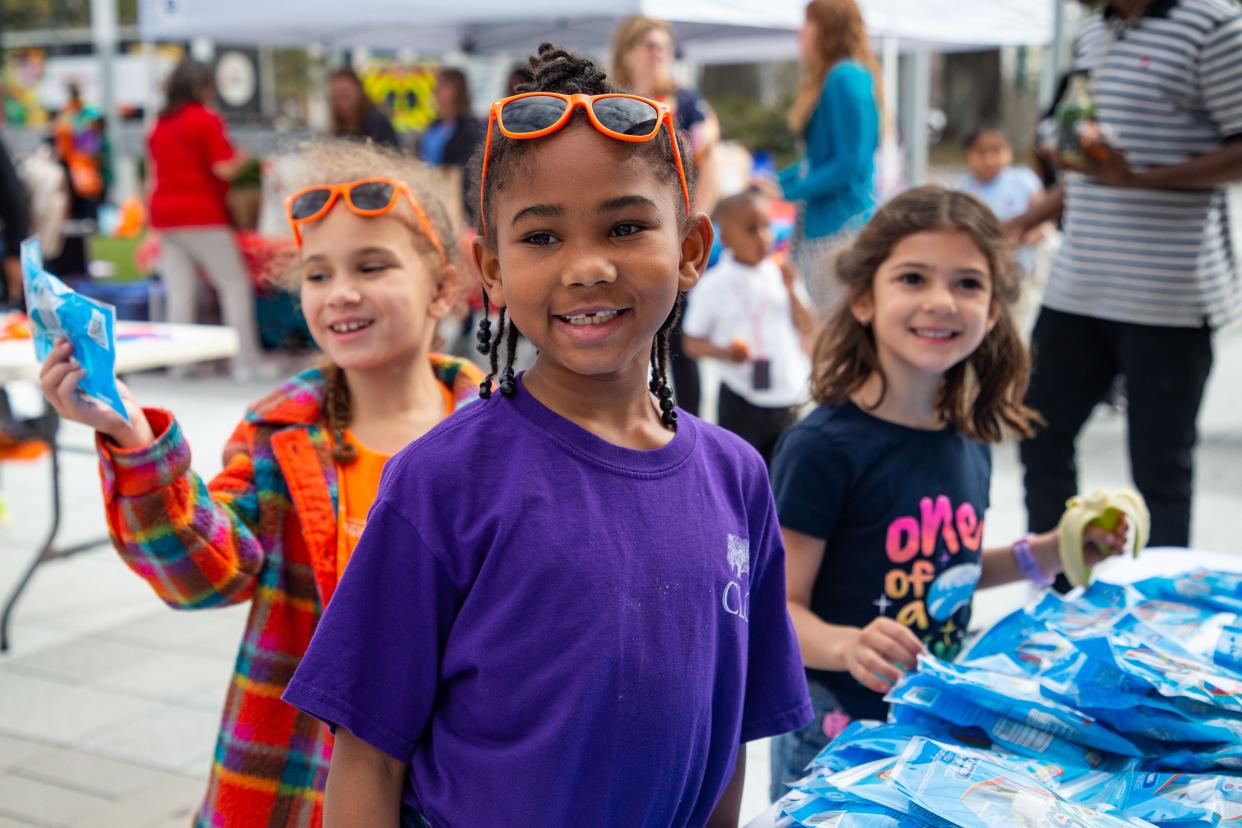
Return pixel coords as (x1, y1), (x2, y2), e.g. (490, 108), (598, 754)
(479, 111), (497, 239)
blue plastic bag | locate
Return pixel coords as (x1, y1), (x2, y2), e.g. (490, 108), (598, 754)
(21, 238), (127, 420)
(890, 738), (1154, 828)
(778, 781), (909, 828)
(1121, 772), (1242, 827)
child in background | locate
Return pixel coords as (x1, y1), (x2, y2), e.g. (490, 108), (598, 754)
(767, 186), (1126, 801)
(959, 126), (1050, 336)
(958, 126), (1048, 272)
(38, 140), (482, 827)
(682, 189), (817, 466)
(283, 44), (811, 827)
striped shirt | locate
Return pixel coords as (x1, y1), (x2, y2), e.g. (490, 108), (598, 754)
(1045, 0), (1242, 328)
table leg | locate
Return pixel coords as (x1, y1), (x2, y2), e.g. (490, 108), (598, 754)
(0, 414), (109, 652)
(0, 433), (62, 652)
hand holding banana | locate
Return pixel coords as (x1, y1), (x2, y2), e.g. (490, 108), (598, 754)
(1057, 487), (1151, 587)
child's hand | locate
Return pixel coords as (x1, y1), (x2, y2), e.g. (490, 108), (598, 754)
(1082, 514), (1129, 568)
(726, 337), (750, 364)
(779, 258), (798, 293)
(39, 338), (155, 449)
(841, 617), (925, 695)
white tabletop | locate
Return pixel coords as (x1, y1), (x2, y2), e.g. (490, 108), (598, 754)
(743, 548), (1240, 828)
(0, 322), (240, 383)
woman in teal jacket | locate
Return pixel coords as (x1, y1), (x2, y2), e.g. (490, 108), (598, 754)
(780, 0), (881, 315)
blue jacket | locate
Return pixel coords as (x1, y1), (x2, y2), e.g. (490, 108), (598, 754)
(779, 60), (878, 239)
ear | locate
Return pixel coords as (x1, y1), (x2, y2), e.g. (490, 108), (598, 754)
(678, 212), (714, 293)
(471, 235), (506, 308)
(850, 290), (874, 327)
(426, 263), (457, 321)
(986, 298), (1002, 332)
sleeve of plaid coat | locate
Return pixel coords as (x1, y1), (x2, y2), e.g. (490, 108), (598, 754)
(97, 408), (267, 609)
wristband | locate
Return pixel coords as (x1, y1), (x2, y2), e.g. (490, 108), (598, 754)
(1012, 534), (1055, 588)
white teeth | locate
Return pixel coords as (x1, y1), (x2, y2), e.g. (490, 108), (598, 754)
(914, 328), (954, 339)
(330, 320), (373, 333)
(562, 310), (621, 326)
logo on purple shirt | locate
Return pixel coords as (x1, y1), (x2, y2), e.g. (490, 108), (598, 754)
(723, 533), (751, 621)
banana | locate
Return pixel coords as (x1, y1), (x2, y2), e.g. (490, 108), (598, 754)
(1057, 487), (1150, 588)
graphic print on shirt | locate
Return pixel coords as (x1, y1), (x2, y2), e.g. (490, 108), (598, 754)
(722, 533), (751, 621)
(879, 494), (983, 659)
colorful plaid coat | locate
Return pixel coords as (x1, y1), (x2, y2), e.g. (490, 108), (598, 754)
(98, 357), (481, 827)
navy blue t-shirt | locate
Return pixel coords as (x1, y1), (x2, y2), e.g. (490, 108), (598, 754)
(771, 401), (992, 721)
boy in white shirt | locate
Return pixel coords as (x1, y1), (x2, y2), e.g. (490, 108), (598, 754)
(683, 190), (816, 465)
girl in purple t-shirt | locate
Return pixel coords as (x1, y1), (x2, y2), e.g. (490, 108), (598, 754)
(284, 44), (812, 827)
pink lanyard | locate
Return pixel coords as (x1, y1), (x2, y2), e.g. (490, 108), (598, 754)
(728, 270), (768, 359)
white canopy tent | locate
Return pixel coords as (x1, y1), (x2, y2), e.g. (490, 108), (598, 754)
(135, 0), (1057, 184)
(138, 0), (1052, 58)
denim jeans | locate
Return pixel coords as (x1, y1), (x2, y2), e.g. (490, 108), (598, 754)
(768, 678), (849, 802)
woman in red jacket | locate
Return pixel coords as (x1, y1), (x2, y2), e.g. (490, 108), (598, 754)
(148, 58), (265, 375)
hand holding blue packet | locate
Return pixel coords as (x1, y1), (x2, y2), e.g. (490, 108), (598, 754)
(21, 238), (128, 421)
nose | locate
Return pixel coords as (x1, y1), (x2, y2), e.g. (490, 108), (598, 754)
(326, 275), (362, 306)
(922, 280), (957, 314)
(561, 253), (618, 289)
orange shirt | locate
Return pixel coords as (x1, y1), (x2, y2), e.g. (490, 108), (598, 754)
(335, 430), (391, 575)
(334, 384), (454, 575)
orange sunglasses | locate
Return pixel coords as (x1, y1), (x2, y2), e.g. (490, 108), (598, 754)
(285, 176), (446, 264)
(479, 92), (691, 236)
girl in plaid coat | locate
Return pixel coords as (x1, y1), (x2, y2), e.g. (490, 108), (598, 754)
(38, 141), (483, 827)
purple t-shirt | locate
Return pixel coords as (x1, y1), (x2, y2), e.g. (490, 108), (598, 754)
(283, 378), (811, 826)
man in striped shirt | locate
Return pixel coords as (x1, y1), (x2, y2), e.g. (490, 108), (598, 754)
(1012, 0), (1242, 553)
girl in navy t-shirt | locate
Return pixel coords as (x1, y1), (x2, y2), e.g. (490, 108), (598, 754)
(284, 44), (812, 827)
(767, 185), (1128, 800)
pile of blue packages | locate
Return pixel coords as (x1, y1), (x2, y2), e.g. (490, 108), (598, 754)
(777, 569), (1242, 827)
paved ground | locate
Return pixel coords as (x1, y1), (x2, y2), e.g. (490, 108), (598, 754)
(1, 330), (1240, 826)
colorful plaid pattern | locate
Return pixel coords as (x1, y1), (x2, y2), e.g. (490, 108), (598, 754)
(98, 356), (482, 827)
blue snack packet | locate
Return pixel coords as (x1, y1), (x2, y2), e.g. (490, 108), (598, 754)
(1122, 772), (1238, 827)
(890, 738), (1154, 828)
(21, 239), (127, 420)
(778, 781), (909, 828)
(1134, 570), (1242, 617)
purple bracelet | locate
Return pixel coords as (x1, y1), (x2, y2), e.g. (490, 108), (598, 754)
(1012, 534), (1055, 588)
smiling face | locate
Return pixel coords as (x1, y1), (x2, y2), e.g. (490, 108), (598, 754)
(298, 203), (451, 372)
(851, 229), (999, 385)
(475, 121), (708, 386)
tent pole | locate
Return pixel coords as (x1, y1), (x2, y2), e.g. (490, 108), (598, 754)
(900, 49), (931, 187)
(90, 0), (118, 196)
(878, 36), (901, 197)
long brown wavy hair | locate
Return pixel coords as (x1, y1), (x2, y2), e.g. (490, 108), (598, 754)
(609, 15), (677, 96)
(273, 139), (457, 462)
(811, 185), (1040, 444)
(788, 0), (882, 134)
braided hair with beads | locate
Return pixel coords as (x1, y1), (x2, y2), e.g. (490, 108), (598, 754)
(469, 42), (696, 430)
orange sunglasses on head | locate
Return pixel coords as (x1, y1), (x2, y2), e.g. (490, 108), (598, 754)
(479, 92), (691, 236)
(285, 176), (446, 264)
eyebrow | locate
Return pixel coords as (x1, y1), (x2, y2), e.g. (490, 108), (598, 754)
(302, 246), (395, 264)
(511, 204), (564, 226)
(510, 195), (660, 226)
(598, 195), (659, 213)
(891, 261), (988, 276)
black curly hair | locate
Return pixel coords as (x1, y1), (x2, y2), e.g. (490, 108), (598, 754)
(469, 42), (697, 431)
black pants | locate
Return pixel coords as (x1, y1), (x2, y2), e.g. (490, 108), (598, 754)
(668, 328), (701, 417)
(1021, 307), (1213, 551)
(718, 383), (798, 468)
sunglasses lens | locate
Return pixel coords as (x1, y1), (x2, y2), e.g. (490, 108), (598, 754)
(593, 97), (660, 137)
(290, 188), (332, 220)
(349, 181), (396, 212)
(500, 94), (570, 134)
